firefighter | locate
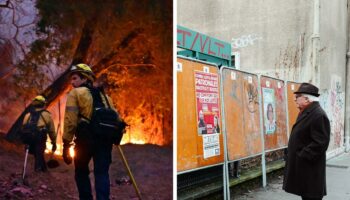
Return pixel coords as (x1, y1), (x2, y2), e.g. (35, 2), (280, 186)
(62, 63), (116, 200)
(22, 95), (57, 172)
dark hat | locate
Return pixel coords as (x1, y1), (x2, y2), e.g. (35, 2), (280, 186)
(294, 82), (320, 97)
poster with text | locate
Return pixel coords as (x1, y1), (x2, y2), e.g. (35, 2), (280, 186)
(203, 134), (220, 159)
(262, 87), (276, 134)
(195, 71), (221, 135)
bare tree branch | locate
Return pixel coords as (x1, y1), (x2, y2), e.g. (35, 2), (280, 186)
(0, 0), (10, 7)
(0, 0), (39, 78)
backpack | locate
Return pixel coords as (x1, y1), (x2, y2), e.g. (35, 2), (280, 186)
(85, 87), (127, 145)
(21, 110), (47, 145)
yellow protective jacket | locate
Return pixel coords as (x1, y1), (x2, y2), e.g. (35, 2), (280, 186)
(22, 108), (56, 143)
(63, 87), (115, 143)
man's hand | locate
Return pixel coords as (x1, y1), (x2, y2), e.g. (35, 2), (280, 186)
(62, 140), (72, 165)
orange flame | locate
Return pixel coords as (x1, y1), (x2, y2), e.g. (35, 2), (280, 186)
(120, 138), (146, 145)
(48, 86), (170, 147)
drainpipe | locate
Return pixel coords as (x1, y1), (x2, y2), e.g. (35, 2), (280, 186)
(312, 0), (320, 85)
(345, 0), (350, 152)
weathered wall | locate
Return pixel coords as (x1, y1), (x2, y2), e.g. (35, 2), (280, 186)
(318, 0), (347, 153)
(178, 0), (347, 153)
(178, 0), (313, 80)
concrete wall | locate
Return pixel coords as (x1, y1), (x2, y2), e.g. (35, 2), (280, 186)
(178, 0), (348, 153)
(318, 0), (347, 153)
(178, 0), (313, 80)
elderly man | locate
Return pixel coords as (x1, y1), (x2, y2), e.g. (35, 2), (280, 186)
(283, 82), (330, 200)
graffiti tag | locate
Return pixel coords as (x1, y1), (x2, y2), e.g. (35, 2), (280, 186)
(231, 34), (262, 49)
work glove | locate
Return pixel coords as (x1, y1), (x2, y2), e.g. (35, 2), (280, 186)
(62, 139), (72, 165)
(51, 142), (57, 153)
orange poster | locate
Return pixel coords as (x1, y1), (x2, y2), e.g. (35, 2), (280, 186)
(194, 71), (221, 159)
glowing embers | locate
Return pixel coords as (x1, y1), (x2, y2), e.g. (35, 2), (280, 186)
(120, 138), (146, 145)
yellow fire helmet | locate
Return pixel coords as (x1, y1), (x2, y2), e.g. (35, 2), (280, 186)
(70, 63), (96, 82)
(33, 95), (46, 103)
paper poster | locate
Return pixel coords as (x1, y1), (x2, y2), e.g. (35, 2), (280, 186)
(177, 62), (183, 72)
(262, 87), (276, 134)
(231, 71), (236, 80)
(248, 76), (252, 84)
(203, 134), (220, 159)
(194, 71), (221, 135)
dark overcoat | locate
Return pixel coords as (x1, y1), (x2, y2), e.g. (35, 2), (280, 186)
(283, 102), (330, 198)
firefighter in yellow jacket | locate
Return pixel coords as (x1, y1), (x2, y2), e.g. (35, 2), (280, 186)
(62, 63), (116, 200)
(22, 95), (56, 172)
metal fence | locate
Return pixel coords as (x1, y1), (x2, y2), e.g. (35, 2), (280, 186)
(177, 56), (300, 199)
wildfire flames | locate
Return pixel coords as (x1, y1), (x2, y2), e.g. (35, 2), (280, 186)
(46, 70), (171, 151)
(4, 64), (172, 152)
(121, 139), (146, 145)
(0, 0), (173, 150)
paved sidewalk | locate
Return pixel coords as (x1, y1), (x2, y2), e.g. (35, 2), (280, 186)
(233, 153), (350, 200)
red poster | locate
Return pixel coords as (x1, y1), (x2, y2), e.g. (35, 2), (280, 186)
(194, 71), (221, 135)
